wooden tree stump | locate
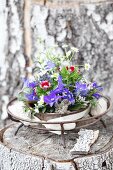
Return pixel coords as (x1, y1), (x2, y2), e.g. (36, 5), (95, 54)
(1, 115), (113, 169)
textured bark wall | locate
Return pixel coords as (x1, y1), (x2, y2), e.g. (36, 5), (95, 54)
(0, 0), (113, 119)
(0, 0), (7, 118)
(0, 0), (25, 119)
(31, 0), (113, 93)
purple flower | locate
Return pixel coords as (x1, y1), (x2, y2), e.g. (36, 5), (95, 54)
(92, 82), (103, 91)
(45, 61), (55, 70)
(44, 92), (61, 107)
(93, 93), (101, 99)
(58, 75), (64, 89)
(44, 75), (75, 106)
(92, 82), (98, 88)
(53, 75), (64, 94)
(75, 82), (89, 97)
(23, 79), (37, 88)
(62, 88), (75, 104)
(76, 82), (87, 90)
(25, 91), (38, 101)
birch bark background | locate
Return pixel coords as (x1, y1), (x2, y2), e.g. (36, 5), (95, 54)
(0, 0), (113, 119)
(0, 0), (25, 119)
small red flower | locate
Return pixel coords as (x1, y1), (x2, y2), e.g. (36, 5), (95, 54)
(40, 80), (51, 89)
(69, 66), (75, 72)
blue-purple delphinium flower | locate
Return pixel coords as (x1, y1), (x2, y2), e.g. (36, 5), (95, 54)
(51, 75), (64, 95)
(23, 78), (37, 88)
(25, 91), (38, 101)
(45, 61), (55, 70)
(92, 93), (101, 99)
(62, 88), (75, 104)
(56, 76), (75, 104)
(44, 76), (64, 106)
(22, 78), (38, 101)
(43, 76), (63, 105)
(44, 92), (61, 107)
(44, 76), (75, 106)
(75, 82), (89, 97)
(58, 75), (64, 87)
(44, 88), (75, 107)
(92, 82), (103, 91)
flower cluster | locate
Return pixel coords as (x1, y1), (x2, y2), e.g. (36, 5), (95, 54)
(18, 46), (103, 115)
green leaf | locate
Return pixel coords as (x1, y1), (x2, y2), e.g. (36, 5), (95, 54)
(36, 86), (47, 96)
(60, 67), (69, 78)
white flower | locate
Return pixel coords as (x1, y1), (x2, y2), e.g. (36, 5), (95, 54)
(28, 77), (35, 82)
(34, 104), (39, 113)
(62, 60), (70, 66)
(78, 96), (86, 102)
(71, 47), (79, 53)
(34, 108), (39, 113)
(62, 44), (68, 48)
(84, 63), (90, 70)
(87, 82), (93, 90)
(51, 73), (59, 80)
(38, 70), (47, 77)
(38, 95), (44, 106)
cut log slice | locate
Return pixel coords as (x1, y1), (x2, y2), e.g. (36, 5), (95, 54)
(1, 115), (113, 169)
(2, 121), (112, 161)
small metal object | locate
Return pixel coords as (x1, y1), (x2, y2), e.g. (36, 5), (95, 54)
(15, 123), (24, 135)
(61, 123), (66, 148)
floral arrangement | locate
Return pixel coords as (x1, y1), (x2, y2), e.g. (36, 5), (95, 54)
(18, 45), (103, 116)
